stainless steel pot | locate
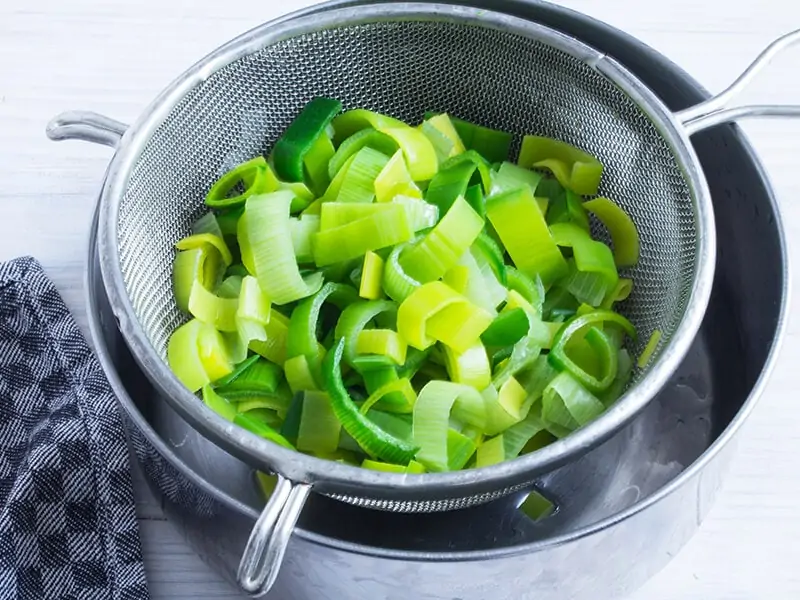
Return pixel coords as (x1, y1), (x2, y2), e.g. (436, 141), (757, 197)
(75, 1), (789, 599)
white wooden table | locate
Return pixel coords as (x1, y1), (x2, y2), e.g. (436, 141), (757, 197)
(2, 1), (800, 597)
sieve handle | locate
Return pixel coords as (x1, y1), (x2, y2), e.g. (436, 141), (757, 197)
(45, 111), (128, 148)
(676, 29), (800, 135)
(237, 475), (312, 597)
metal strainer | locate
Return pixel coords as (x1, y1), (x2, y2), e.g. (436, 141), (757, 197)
(46, 2), (800, 595)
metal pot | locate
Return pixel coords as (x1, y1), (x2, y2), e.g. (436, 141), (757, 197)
(75, 1), (788, 599)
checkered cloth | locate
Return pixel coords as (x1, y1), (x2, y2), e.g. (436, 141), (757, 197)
(0, 257), (149, 600)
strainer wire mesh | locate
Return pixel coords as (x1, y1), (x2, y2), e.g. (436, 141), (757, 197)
(114, 17), (696, 512)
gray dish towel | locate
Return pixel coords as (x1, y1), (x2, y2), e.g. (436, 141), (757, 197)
(0, 257), (149, 599)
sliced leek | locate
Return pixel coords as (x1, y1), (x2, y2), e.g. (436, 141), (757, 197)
(167, 98), (641, 473)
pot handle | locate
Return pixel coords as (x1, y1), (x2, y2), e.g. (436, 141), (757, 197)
(676, 29), (800, 135)
(46, 111), (129, 148)
(237, 475), (312, 597)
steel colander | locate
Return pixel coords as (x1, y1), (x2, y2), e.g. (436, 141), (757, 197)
(46, 1), (800, 596)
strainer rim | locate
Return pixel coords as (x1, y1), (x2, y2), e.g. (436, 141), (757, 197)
(96, 2), (716, 499)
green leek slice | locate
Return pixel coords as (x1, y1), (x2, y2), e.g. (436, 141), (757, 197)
(357, 329), (408, 366)
(202, 384), (237, 422)
(313, 204), (413, 266)
(383, 239), (422, 302)
(297, 391), (342, 455)
(518, 135), (604, 196)
(335, 146), (390, 204)
(489, 161), (543, 200)
(168, 319), (213, 393)
(550, 222), (620, 307)
(175, 233), (233, 267)
(476, 434), (505, 467)
(289, 215), (320, 264)
(328, 128), (398, 179)
(323, 338), (419, 464)
(548, 310), (635, 393)
(420, 113), (466, 161)
(359, 251), (385, 300)
(400, 195), (485, 283)
(332, 109), (438, 181)
(425, 113), (512, 163)
(583, 197), (640, 268)
(542, 371), (605, 434)
(249, 309), (291, 366)
(272, 97), (342, 182)
(638, 330), (662, 369)
(442, 342), (492, 391)
(205, 156), (277, 210)
(486, 186), (568, 287)
(334, 299), (398, 366)
(303, 132), (336, 196)
(412, 381), (487, 471)
(359, 378), (416, 414)
(239, 191), (323, 305)
(397, 282), (494, 353)
(375, 149), (423, 202)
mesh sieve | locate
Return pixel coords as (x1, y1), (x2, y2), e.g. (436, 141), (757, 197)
(98, 4), (712, 515)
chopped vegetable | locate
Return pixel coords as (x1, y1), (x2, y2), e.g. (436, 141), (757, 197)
(518, 135), (603, 196)
(166, 98), (644, 472)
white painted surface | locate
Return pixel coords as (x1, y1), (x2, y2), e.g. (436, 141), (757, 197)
(2, 0), (799, 597)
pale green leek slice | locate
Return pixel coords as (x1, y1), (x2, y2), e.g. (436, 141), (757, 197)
(397, 281), (494, 353)
(313, 204), (413, 267)
(297, 391), (342, 455)
(542, 372), (605, 434)
(359, 251), (385, 300)
(412, 381), (487, 471)
(442, 342), (492, 391)
(486, 186), (568, 287)
(239, 191), (323, 305)
(375, 150), (423, 202)
(583, 197), (640, 267)
(356, 329), (408, 366)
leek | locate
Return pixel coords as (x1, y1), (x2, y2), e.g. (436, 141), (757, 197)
(297, 391), (341, 455)
(442, 342), (492, 391)
(486, 186), (568, 287)
(323, 339), (419, 464)
(356, 329), (408, 366)
(638, 330), (662, 369)
(335, 146), (390, 204)
(205, 156), (277, 210)
(412, 381), (487, 471)
(239, 192), (323, 305)
(175, 232), (232, 267)
(202, 384), (237, 422)
(332, 109), (438, 181)
(359, 251), (385, 300)
(375, 149), (423, 202)
(313, 204), (413, 266)
(518, 135), (604, 196)
(583, 197), (640, 268)
(476, 434), (505, 467)
(397, 281), (494, 353)
(542, 372), (605, 432)
(400, 195), (485, 283)
(328, 128), (398, 179)
(167, 319), (213, 393)
(550, 223), (619, 307)
(334, 299), (398, 366)
(272, 97), (342, 182)
(425, 112), (512, 163)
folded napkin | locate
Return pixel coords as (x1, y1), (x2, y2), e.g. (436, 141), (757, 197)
(0, 257), (149, 599)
